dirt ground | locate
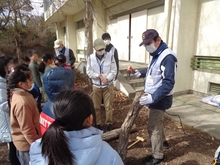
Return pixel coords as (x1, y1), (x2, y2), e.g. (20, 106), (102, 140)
(0, 72), (219, 165)
(108, 91), (220, 165)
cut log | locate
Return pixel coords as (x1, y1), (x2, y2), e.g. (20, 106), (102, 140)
(102, 124), (137, 141)
(117, 92), (144, 161)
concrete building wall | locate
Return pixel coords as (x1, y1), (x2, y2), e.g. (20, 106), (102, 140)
(92, 0), (106, 41)
(195, 0), (220, 56)
(192, 0), (220, 94)
(66, 15), (77, 59)
(55, 22), (65, 43)
(146, 5), (167, 64)
(171, 0), (199, 93)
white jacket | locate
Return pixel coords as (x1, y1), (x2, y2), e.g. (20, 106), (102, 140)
(86, 52), (117, 87)
(0, 76), (12, 142)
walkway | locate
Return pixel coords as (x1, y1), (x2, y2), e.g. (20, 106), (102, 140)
(167, 94), (220, 139)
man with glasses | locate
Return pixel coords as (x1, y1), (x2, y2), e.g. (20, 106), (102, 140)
(86, 38), (117, 132)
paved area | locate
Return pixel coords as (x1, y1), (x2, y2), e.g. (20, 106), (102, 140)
(167, 94), (220, 139)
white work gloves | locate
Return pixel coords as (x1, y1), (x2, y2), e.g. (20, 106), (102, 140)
(214, 146), (220, 159)
(139, 93), (153, 105)
(134, 70), (141, 78)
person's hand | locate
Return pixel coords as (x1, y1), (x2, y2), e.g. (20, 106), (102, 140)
(134, 70), (141, 78)
(100, 76), (108, 84)
(102, 77), (108, 84)
(139, 93), (153, 105)
(99, 74), (108, 84)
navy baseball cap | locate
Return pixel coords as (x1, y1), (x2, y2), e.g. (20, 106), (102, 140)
(139, 29), (159, 46)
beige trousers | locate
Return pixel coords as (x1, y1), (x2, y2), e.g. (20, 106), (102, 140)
(92, 84), (114, 125)
(148, 108), (166, 159)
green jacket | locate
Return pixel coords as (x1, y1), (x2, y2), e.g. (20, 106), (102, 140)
(29, 61), (42, 88)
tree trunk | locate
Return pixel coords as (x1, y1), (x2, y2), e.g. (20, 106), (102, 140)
(117, 92), (144, 161)
(83, 0), (93, 93)
(83, 0), (93, 57)
(102, 124), (137, 141)
(15, 37), (22, 61)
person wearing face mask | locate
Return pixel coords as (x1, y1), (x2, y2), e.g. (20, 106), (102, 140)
(54, 39), (76, 68)
(8, 64), (41, 165)
(102, 33), (119, 80)
(133, 29), (178, 165)
(86, 38), (117, 132)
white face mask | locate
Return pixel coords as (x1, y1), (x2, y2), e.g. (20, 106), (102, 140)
(104, 40), (111, 46)
(145, 43), (157, 53)
(27, 83), (35, 91)
(96, 50), (105, 55)
(58, 48), (62, 51)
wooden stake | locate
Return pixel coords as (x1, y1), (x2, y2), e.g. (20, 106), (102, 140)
(117, 92), (144, 161)
(102, 124), (137, 141)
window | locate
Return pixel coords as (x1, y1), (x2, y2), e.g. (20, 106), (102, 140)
(76, 20), (85, 29)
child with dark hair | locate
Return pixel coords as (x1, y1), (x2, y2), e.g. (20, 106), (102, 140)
(55, 54), (72, 70)
(38, 53), (53, 74)
(20, 56), (30, 68)
(30, 89), (124, 165)
(8, 64), (41, 165)
(0, 56), (21, 165)
(55, 54), (76, 89)
(39, 53), (53, 101)
(20, 56), (40, 102)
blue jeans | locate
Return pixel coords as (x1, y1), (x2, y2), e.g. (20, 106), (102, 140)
(17, 150), (30, 165)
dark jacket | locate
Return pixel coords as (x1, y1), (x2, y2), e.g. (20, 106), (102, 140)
(40, 67), (74, 134)
(139, 41), (177, 110)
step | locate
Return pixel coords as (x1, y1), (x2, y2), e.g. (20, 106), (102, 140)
(123, 73), (136, 80)
(128, 78), (145, 88)
(134, 86), (144, 92)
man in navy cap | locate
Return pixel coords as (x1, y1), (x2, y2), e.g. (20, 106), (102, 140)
(134, 29), (178, 165)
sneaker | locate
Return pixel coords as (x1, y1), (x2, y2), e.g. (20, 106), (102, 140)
(149, 141), (169, 149)
(144, 155), (164, 165)
(163, 141), (169, 149)
(105, 124), (112, 132)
